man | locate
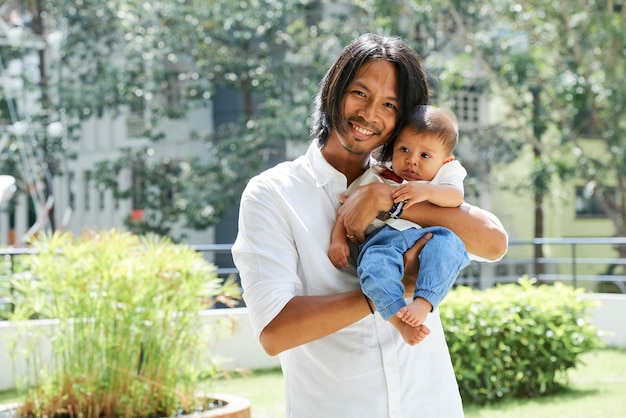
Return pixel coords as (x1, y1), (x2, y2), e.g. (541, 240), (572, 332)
(233, 33), (507, 418)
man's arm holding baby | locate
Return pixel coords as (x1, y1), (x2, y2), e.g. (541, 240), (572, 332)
(339, 182), (507, 260)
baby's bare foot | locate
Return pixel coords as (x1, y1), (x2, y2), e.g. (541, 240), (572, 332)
(397, 306), (420, 327)
(390, 316), (431, 345)
(397, 298), (432, 327)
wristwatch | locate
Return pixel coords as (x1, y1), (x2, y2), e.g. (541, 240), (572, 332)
(388, 201), (405, 219)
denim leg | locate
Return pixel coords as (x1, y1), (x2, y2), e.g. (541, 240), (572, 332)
(358, 225), (470, 320)
(413, 226), (470, 310)
(357, 226), (414, 320)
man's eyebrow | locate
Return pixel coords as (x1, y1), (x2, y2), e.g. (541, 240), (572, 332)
(351, 80), (399, 104)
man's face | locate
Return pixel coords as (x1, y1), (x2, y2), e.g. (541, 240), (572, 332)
(333, 59), (399, 156)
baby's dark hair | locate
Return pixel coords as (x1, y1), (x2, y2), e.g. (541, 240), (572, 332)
(380, 105), (458, 161)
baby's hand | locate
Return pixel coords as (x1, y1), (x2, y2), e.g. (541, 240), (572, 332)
(328, 241), (350, 269)
(393, 183), (430, 210)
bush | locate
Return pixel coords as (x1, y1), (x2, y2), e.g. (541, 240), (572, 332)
(0, 230), (240, 417)
(441, 277), (603, 405)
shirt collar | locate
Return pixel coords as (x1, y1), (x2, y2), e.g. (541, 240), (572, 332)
(306, 139), (379, 187)
(306, 140), (344, 187)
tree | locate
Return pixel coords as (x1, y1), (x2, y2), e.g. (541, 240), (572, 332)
(0, 0), (67, 232)
(83, 0), (379, 239)
(7, 0), (555, 242)
(2, 0), (332, 239)
(47, 0), (437, 239)
(421, 1), (626, 272)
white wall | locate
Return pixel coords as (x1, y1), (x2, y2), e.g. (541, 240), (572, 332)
(584, 293), (626, 348)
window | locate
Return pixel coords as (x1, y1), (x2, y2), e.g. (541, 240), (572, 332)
(130, 161), (146, 211)
(0, 99), (12, 125)
(575, 186), (616, 218)
(84, 170), (92, 211)
(163, 70), (185, 118)
(450, 88), (486, 129)
(68, 171), (75, 209)
(130, 159), (181, 213)
(575, 106), (602, 138)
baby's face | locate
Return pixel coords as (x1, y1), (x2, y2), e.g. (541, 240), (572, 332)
(391, 129), (453, 182)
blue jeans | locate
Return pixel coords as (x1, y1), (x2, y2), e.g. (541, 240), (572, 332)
(357, 225), (470, 320)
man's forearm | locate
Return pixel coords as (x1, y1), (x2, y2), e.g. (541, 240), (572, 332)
(403, 201), (508, 260)
(341, 183), (507, 259)
(259, 228), (435, 355)
(259, 290), (371, 356)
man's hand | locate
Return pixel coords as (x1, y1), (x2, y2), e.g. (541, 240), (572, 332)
(339, 182), (393, 243)
(402, 232), (432, 296)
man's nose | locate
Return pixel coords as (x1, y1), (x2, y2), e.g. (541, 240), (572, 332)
(357, 102), (379, 124)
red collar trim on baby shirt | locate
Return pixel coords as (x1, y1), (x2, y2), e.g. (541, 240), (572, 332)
(379, 168), (403, 183)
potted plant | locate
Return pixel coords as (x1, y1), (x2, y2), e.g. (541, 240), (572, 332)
(0, 229), (249, 417)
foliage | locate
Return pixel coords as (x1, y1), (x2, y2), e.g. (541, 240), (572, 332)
(0, 229), (241, 417)
(1, 0), (443, 238)
(0, 0), (320, 236)
(8, 0), (623, 241)
(66, 0), (338, 237)
(441, 277), (603, 405)
(426, 1), (626, 240)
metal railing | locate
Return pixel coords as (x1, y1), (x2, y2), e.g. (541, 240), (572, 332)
(0, 244), (241, 314)
(2, 237), (626, 315)
(458, 237), (626, 292)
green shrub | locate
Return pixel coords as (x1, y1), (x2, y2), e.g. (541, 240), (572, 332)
(441, 277), (603, 405)
(0, 230), (240, 417)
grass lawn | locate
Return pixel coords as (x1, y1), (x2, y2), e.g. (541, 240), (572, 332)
(463, 348), (626, 418)
(207, 368), (286, 418)
(1, 348), (624, 417)
(209, 348), (626, 418)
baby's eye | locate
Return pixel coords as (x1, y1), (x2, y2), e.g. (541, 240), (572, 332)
(421, 153), (430, 159)
(400, 146), (410, 153)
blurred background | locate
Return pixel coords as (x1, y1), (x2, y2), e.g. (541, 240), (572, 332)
(0, 0), (625, 293)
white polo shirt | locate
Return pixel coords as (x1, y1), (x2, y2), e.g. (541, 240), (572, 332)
(232, 141), (464, 418)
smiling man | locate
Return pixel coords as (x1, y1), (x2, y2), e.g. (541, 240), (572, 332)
(233, 33), (508, 418)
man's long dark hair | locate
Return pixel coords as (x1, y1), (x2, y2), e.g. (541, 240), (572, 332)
(310, 33), (429, 161)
